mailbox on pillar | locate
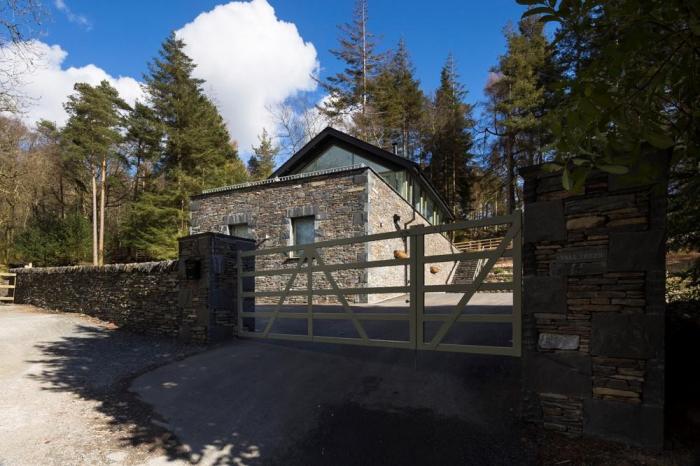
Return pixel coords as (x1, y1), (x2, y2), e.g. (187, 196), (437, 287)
(184, 258), (201, 280)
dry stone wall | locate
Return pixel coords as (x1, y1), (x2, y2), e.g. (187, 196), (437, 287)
(12, 233), (254, 344)
(12, 261), (180, 337)
(521, 166), (666, 448)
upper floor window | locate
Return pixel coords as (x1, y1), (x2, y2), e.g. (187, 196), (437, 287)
(298, 145), (390, 174)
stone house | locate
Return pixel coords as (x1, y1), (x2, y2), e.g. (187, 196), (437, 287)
(190, 127), (460, 303)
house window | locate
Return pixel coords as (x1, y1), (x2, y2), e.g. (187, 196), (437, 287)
(228, 223), (250, 239)
(291, 216), (315, 255)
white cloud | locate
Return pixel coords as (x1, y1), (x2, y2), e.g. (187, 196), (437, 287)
(485, 71), (503, 92)
(54, 0), (92, 30)
(176, 0), (319, 151)
(3, 0), (318, 155)
(2, 40), (143, 126)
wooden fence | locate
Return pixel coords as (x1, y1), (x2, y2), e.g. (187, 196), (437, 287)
(453, 237), (506, 252)
(0, 272), (16, 303)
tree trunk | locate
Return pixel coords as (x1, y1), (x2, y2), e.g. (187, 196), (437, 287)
(403, 125), (409, 160)
(452, 150), (457, 217)
(133, 152), (142, 201)
(59, 174), (65, 220)
(178, 162), (185, 233)
(99, 157), (106, 266)
(506, 135), (515, 214)
(91, 173), (98, 266)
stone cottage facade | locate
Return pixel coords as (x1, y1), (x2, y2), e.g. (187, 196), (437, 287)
(190, 127), (459, 303)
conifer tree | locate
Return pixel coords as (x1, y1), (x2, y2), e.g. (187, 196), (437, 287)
(425, 55), (475, 217)
(484, 17), (550, 213)
(372, 39), (425, 161)
(319, 0), (383, 140)
(247, 129), (279, 180)
(144, 33), (246, 232)
(63, 80), (128, 265)
(124, 101), (163, 200)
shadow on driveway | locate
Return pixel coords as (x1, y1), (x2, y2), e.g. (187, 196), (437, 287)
(22, 297), (534, 465)
(131, 338), (535, 465)
(27, 323), (201, 461)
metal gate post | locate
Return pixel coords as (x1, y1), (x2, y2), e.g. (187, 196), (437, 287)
(408, 225), (425, 348)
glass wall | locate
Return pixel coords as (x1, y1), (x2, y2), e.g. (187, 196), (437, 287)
(296, 144), (445, 225)
(380, 170), (407, 197)
(299, 145), (390, 174)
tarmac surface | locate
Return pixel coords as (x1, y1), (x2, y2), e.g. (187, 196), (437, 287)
(132, 292), (532, 465)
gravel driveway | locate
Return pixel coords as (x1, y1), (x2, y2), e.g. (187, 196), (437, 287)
(0, 305), (199, 466)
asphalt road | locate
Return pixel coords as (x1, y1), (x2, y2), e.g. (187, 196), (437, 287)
(132, 292), (533, 465)
(252, 292), (515, 347)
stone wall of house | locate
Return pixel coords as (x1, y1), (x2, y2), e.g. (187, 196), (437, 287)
(191, 167), (459, 305)
(12, 261), (180, 337)
(366, 171), (458, 302)
(190, 168), (370, 304)
(521, 166), (666, 448)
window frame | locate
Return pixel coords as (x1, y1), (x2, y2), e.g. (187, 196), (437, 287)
(227, 222), (251, 239)
(290, 215), (315, 257)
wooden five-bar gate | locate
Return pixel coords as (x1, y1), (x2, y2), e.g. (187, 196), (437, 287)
(237, 212), (522, 356)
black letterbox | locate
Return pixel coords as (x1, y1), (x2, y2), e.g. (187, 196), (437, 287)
(185, 258), (201, 280)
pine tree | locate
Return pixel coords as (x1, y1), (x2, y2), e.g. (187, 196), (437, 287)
(425, 55), (475, 217)
(248, 129), (279, 180)
(372, 39), (425, 161)
(121, 190), (181, 260)
(13, 210), (91, 266)
(319, 0), (383, 140)
(144, 33), (246, 232)
(124, 101), (163, 200)
(62, 80), (128, 265)
(484, 18), (550, 213)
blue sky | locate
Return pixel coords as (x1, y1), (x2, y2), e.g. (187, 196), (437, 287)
(24, 0), (532, 153)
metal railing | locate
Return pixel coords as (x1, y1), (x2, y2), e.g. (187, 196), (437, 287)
(237, 212), (522, 356)
(453, 236), (506, 252)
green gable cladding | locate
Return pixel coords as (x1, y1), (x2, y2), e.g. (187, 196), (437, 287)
(275, 128), (451, 225)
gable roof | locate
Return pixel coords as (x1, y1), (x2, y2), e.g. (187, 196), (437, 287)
(272, 127), (454, 220)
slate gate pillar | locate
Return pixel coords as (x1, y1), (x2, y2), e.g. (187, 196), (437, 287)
(520, 165), (667, 448)
(177, 232), (255, 343)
